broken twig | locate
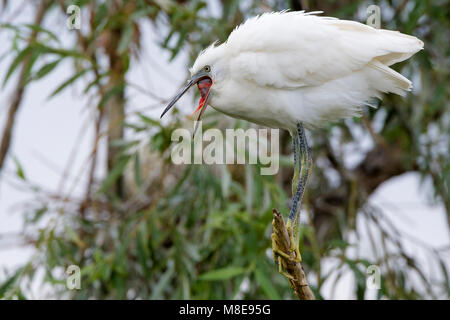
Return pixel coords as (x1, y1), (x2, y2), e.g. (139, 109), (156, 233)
(272, 209), (315, 300)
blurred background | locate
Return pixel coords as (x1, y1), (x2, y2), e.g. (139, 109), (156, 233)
(0, 0), (448, 299)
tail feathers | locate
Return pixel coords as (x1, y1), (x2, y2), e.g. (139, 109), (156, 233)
(368, 60), (412, 96)
(376, 30), (424, 66)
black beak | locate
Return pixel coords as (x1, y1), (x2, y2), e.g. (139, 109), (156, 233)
(160, 71), (210, 119)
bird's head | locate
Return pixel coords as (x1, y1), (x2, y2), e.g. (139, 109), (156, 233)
(160, 43), (226, 134)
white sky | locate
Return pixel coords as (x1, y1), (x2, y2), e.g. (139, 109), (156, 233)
(0, 2), (448, 299)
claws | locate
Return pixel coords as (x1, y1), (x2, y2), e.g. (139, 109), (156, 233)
(271, 221), (302, 280)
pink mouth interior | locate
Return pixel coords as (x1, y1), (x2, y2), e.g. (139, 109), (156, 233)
(192, 77), (212, 115)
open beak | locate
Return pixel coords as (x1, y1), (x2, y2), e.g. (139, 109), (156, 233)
(192, 86), (212, 137)
(160, 71), (213, 131)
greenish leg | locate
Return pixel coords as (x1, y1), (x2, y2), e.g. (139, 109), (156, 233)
(290, 123), (312, 261)
(272, 123), (312, 268)
(289, 123), (312, 262)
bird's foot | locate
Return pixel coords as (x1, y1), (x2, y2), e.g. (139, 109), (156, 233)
(271, 216), (302, 279)
(272, 234), (294, 280)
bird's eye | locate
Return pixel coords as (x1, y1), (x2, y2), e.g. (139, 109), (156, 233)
(203, 65), (211, 73)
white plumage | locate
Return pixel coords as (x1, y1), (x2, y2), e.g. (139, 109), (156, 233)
(189, 11), (423, 130)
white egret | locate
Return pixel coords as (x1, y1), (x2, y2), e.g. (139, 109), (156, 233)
(161, 11), (423, 268)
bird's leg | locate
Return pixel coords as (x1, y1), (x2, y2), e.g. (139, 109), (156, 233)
(287, 122), (312, 262)
(291, 131), (300, 196)
(272, 123), (312, 268)
(272, 134), (298, 265)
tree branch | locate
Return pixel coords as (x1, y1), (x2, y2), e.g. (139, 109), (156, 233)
(0, 0), (48, 173)
(272, 209), (315, 300)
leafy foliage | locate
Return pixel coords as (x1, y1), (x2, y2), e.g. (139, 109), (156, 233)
(0, 0), (448, 300)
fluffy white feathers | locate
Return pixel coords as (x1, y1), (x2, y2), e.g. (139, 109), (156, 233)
(191, 11), (423, 130)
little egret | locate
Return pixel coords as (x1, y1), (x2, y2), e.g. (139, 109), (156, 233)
(161, 11), (423, 270)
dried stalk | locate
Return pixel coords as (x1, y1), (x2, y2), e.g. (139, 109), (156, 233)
(272, 209), (315, 300)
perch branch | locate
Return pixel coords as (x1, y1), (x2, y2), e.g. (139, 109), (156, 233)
(272, 209), (315, 300)
(0, 0), (48, 173)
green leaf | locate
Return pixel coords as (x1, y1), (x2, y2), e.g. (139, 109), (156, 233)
(117, 23), (134, 54)
(0, 266), (24, 298)
(150, 260), (175, 299)
(3, 46), (33, 87)
(438, 257), (450, 295)
(23, 24), (59, 42)
(198, 266), (246, 281)
(93, 3), (108, 31)
(28, 206), (47, 223)
(98, 83), (125, 108)
(347, 260), (366, 300)
(12, 156), (26, 180)
(114, 237), (130, 275)
(49, 68), (90, 98)
(133, 152), (142, 187)
(22, 47), (43, 85)
(254, 267), (281, 300)
(64, 225), (86, 249)
(33, 59), (62, 81)
(138, 113), (160, 126)
(98, 155), (131, 193)
(0, 23), (20, 33)
(136, 228), (150, 278)
(83, 72), (108, 94)
(327, 239), (350, 250)
(33, 43), (86, 59)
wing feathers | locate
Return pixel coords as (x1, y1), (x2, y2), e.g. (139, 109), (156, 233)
(226, 11), (422, 93)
